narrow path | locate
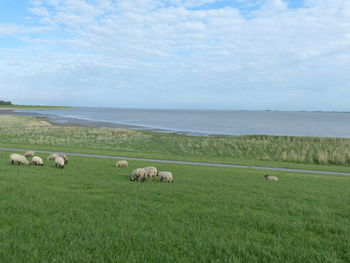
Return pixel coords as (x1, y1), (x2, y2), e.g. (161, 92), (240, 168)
(1, 147), (350, 176)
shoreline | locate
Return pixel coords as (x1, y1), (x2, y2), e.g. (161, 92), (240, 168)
(2, 108), (349, 139)
(0, 109), (229, 137)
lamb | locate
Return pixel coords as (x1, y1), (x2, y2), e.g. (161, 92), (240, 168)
(47, 153), (59, 161)
(10, 153), (30, 166)
(157, 171), (173, 183)
(31, 156), (44, 166)
(130, 168), (146, 182)
(144, 166), (158, 178)
(55, 156), (65, 168)
(116, 160), (128, 167)
(24, 151), (35, 158)
(59, 153), (69, 164)
(264, 175), (279, 181)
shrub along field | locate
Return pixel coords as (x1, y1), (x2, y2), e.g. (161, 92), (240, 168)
(1, 114), (350, 172)
(0, 150), (349, 262)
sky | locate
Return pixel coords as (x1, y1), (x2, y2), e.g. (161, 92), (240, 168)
(0, 0), (349, 110)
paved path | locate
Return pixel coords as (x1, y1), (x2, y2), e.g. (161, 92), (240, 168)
(1, 147), (350, 176)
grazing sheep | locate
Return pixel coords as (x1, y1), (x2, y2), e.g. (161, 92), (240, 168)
(55, 156), (65, 169)
(158, 171), (173, 183)
(24, 151), (35, 158)
(130, 168), (146, 182)
(10, 153), (30, 166)
(264, 175), (279, 181)
(59, 153), (69, 164)
(31, 156), (44, 166)
(116, 160), (128, 167)
(144, 166), (158, 178)
(47, 153), (59, 161)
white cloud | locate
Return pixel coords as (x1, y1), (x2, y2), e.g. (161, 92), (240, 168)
(0, 0), (350, 110)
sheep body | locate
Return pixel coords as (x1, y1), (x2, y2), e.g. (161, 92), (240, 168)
(144, 166), (158, 178)
(59, 153), (69, 164)
(10, 153), (29, 166)
(31, 156), (44, 166)
(47, 153), (59, 161)
(130, 168), (146, 182)
(24, 151), (35, 158)
(158, 171), (173, 183)
(55, 156), (65, 168)
(116, 160), (128, 167)
(264, 175), (279, 181)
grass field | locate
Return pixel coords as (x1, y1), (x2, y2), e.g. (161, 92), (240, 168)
(1, 114), (350, 173)
(0, 150), (349, 262)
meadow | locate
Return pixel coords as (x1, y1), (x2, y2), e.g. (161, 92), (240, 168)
(1, 114), (350, 172)
(0, 150), (349, 262)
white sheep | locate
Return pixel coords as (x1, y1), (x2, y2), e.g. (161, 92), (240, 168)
(47, 153), (59, 161)
(24, 151), (35, 158)
(264, 175), (279, 181)
(158, 171), (173, 183)
(55, 156), (65, 169)
(144, 166), (158, 178)
(31, 156), (44, 166)
(59, 153), (69, 164)
(10, 153), (30, 166)
(116, 160), (128, 167)
(130, 168), (146, 182)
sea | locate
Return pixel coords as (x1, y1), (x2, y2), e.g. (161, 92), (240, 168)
(13, 107), (350, 138)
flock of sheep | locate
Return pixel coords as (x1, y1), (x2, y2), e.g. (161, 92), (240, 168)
(116, 160), (174, 183)
(9, 152), (278, 182)
(9, 151), (68, 168)
(9, 152), (174, 183)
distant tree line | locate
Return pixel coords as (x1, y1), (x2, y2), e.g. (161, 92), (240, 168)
(0, 100), (13, 105)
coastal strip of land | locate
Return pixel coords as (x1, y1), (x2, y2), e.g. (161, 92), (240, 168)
(2, 147), (350, 176)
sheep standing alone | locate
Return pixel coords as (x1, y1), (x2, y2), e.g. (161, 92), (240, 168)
(59, 153), (69, 164)
(31, 156), (44, 166)
(116, 160), (128, 167)
(24, 151), (35, 158)
(264, 175), (279, 181)
(144, 166), (158, 179)
(55, 156), (65, 169)
(158, 171), (173, 183)
(10, 153), (30, 166)
(130, 168), (146, 182)
(47, 153), (59, 161)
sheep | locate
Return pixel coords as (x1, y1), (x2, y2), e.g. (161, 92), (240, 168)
(24, 151), (35, 158)
(55, 156), (65, 169)
(157, 171), (173, 183)
(31, 156), (44, 166)
(264, 175), (279, 181)
(59, 153), (69, 164)
(116, 160), (128, 167)
(47, 153), (59, 161)
(130, 168), (146, 182)
(10, 153), (30, 166)
(144, 166), (158, 178)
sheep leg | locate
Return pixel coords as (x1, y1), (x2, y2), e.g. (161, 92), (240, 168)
(11, 160), (14, 165)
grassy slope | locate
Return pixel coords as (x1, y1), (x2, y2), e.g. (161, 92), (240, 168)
(1, 114), (350, 173)
(0, 151), (349, 262)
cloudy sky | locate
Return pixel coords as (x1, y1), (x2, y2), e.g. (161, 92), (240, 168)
(0, 0), (349, 110)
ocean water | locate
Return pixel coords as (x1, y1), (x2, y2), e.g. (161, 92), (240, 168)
(14, 107), (350, 138)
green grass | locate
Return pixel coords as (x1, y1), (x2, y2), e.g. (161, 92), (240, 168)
(0, 105), (71, 109)
(1, 114), (350, 173)
(0, 151), (349, 262)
